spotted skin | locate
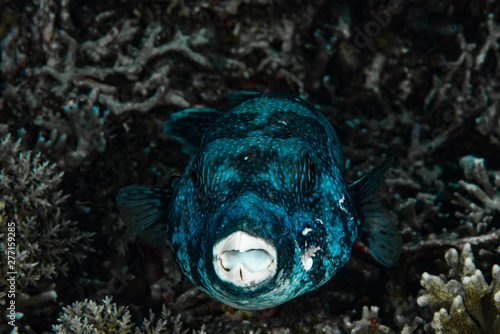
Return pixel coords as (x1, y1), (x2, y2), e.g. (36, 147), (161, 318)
(117, 92), (401, 310)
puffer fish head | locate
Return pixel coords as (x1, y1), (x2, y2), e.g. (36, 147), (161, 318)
(166, 95), (357, 310)
(117, 92), (401, 311)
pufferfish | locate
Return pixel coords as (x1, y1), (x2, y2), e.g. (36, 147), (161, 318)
(116, 91), (402, 310)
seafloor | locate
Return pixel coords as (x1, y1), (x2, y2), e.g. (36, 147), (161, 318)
(0, 0), (499, 333)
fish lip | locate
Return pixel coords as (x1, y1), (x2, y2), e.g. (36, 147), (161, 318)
(213, 231), (277, 287)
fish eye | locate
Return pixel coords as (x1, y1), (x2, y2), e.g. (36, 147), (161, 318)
(190, 164), (202, 189)
(168, 171), (182, 188)
(300, 151), (317, 195)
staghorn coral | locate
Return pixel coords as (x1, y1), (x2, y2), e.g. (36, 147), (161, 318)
(417, 244), (500, 334)
(52, 296), (206, 334)
(0, 132), (93, 323)
(0, 0), (208, 121)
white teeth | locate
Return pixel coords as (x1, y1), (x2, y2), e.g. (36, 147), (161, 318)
(213, 231), (277, 287)
(220, 249), (273, 272)
(223, 231), (273, 252)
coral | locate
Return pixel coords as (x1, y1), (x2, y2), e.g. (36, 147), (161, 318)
(417, 244), (500, 334)
(475, 100), (500, 147)
(452, 155), (500, 233)
(52, 296), (206, 334)
(474, 13), (500, 73)
(34, 101), (111, 171)
(474, 71), (500, 146)
(229, 12), (306, 88)
(343, 306), (395, 334)
(388, 162), (445, 242)
(0, 132), (93, 317)
(0, 0), (209, 122)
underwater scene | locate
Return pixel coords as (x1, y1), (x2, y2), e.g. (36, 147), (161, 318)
(1, 0), (499, 333)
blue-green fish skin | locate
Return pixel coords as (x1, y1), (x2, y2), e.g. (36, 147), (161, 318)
(117, 91), (401, 310)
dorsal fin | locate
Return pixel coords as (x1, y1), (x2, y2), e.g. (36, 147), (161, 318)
(164, 108), (225, 154)
(229, 91), (262, 107)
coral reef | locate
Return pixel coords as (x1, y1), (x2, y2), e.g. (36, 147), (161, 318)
(0, 0), (499, 332)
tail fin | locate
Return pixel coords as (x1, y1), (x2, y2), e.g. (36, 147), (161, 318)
(349, 155), (401, 268)
(116, 185), (171, 246)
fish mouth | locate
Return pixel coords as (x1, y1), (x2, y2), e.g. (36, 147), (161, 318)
(213, 231), (277, 287)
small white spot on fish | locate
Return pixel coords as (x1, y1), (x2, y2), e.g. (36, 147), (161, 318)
(302, 227), (313, 235)
(268, 191), (276, 200)
(301, 246), (320, 271)
(338, 194), (351, 219)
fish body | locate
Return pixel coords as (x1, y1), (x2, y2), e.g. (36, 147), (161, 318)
(117, 92), (401, 310)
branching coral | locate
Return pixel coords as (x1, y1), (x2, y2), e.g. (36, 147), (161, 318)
(34, 101), (111, 171)
(0, 0), (211, 121)
(388, 162), (445, 242)
(340, 304), (423, 334)
(474, 13), (500, 73)
(475, 101), (500, 147)
(52, 296), (206, 334)
(452, 155), (500, 234)
(0, 132), (93, 311)
(343, 306), (395, 334)
(221, 1), (319, 92)
(417, 244), (500, 334)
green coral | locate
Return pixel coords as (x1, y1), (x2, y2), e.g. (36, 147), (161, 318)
(52, 296), (206, 334)
(0, 132), (93, 308)
(417, 244), (500, 334)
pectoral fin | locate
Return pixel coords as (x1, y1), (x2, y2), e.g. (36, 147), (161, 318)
(349, 155), (402, 268)
(116, 185), (171, 246)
